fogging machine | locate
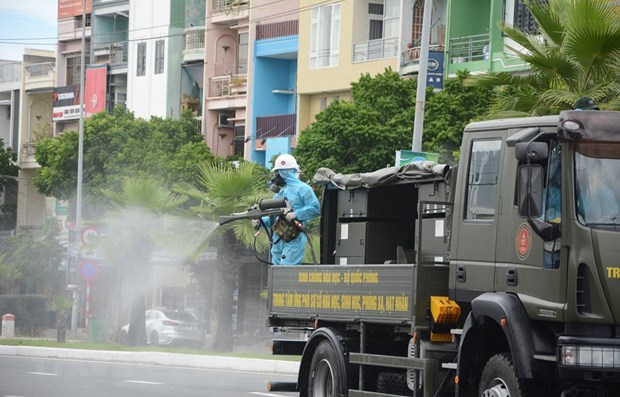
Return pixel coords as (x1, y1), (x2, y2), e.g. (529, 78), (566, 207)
(218, 198), (291, 225)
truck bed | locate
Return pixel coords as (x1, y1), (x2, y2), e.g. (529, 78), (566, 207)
(268, 263), (450, 326)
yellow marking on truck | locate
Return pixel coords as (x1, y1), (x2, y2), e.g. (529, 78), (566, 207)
(297, 271), (379, 285)
(272, 291), (410, 313)
(607, 267), (620, 279)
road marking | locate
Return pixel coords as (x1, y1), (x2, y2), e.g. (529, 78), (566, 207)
(125, 380), (164, 385)
(249, 393), (290, 397)
(27, 372), (56, 376)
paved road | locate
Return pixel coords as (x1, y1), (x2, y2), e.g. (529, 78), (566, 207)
(0, 355), (298, 397)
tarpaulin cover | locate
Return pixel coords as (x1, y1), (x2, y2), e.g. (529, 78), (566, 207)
(312, 161), (450, 190)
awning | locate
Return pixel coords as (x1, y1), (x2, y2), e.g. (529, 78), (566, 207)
(183, 62), (204, 88)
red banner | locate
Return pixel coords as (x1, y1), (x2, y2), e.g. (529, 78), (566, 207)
(85, 65), (107, 117)
(58, 0), (92, 20)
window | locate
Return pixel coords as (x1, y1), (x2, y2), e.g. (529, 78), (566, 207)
(154, 40), (165, 74)
(320, 96), (327, 111)
(237, 33), (248, 74)
(137, 42), (146, 76)
(383, 0), (400, 39)
(466, 139), (502, 220)
(66, 56), (80, 85)
(504, 0), (543, 35)
(310, 4), (341, 68)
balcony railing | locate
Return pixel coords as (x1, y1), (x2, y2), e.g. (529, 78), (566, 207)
(352, 37), (399, 63)
(401, 44), (445, 66)
(25, 62), (55, 78)
(208, 74), (247, 97)
(216, 59), (248, 76)
(256, 20), (298, 40)
(256, 113), (296, 140)
(110, 42), (128, 64)
(184, 27), (205, 51)
(448, 33), (490, 63)
(212, 0), (249, 12)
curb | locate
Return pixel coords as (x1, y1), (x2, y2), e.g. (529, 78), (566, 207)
(0, 345), (300, 375)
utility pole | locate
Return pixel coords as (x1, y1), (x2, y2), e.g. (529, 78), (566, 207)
(411, 0), (434, 152)
(71, 0), (87, 333)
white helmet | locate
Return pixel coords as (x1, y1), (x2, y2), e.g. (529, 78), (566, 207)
(272, 154), (299, 171)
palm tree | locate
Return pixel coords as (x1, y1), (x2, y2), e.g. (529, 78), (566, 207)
(467, 0), (620, 116)
(100, 176), (188, 346)
(175, 161), (271, 352)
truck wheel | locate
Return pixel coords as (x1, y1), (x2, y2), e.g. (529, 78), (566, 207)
(308, 340), (345, 397)
(479, 353), (525, 397)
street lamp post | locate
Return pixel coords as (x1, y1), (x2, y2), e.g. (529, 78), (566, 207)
(71, 0), (87, 333)
(411, 0), (434, 152)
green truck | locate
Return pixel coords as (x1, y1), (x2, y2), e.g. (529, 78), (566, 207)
(266, 110), (620, 397)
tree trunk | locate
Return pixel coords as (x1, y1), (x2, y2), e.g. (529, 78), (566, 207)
(127, 266), (147, 346)
(210, 229), (240, 352)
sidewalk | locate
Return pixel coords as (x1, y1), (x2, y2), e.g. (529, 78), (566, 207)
(0, 345), (300, 375)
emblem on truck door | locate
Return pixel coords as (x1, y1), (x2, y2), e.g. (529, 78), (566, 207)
(516, 223), (532, 260)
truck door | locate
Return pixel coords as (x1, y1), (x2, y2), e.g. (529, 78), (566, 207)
(451, 132), (505, 301)
(495, 137), (567, 320)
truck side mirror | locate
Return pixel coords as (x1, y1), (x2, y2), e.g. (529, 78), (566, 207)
(517, 164), (544, 218)
(514, 142), (548, 162)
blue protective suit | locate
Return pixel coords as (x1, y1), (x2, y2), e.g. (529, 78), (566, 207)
(261, 169), (320, 265)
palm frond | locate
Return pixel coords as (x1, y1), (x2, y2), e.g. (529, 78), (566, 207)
(524, 0), (564, 46)
(465, 71), (537, 87)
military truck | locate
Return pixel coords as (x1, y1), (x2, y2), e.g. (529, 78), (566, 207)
(266, 110), (620, 397)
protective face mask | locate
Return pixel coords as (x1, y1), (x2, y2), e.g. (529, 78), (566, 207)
(269, 172), (285, 192)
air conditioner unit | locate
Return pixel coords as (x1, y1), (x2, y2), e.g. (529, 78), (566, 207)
(217, 113), (233, 128)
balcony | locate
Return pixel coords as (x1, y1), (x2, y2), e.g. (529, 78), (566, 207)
(183, 27), (205, 63)
(400, 44), (445, 75)
(93, 42), (128, 66)
(448, 33), (490, 64)
(208, 74), (247, 97)
(24, 62), (56, 91)
(352, 37), (399, 63)
(211, 0), (249, 25)
(256, 20), (298, 40)
(20, 142), (39, 169)
(256, 113), (296, 140)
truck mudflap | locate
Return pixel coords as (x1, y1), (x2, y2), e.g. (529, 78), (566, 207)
(268, 265), (415, 323)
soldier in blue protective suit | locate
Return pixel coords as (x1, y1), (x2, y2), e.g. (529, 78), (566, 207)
(254, 154), (320, 265)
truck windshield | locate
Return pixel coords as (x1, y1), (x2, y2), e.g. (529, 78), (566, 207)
(575, 144), (620, 227)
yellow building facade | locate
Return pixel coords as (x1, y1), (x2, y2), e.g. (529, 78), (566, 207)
(297, 0), (401, 132)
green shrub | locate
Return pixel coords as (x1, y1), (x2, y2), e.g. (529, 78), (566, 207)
(0, 295), (49, 336)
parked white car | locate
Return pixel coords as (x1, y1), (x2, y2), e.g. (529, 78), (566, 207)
(119, 309), (205, 348)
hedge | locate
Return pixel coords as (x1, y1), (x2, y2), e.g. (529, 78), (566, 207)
(0, 295), (53, 336)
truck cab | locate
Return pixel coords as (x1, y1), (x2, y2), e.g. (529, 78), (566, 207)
(452, 110), (620, 396)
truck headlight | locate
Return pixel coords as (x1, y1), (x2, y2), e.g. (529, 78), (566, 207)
(560, 345), (620, 368)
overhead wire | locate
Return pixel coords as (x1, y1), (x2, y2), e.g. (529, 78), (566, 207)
(0, 0), (341, 46)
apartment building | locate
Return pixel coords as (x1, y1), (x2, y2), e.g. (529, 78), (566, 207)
(16, 49), (56, 229)
(202, 0), (249, 159)
(445, 0), (536, 77)
(297, 0), (404, 133)
(247, 0), (299, 167)
(0, 60), (21, 229)
(90, 0), (130, 112)
(126, 0), (205, 120)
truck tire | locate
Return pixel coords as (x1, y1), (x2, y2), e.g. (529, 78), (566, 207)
(478, 353), (526, 397)
(307, 340), (345, 397)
